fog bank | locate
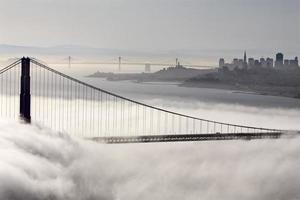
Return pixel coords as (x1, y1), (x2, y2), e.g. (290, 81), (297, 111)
(0, 119), (299, 200)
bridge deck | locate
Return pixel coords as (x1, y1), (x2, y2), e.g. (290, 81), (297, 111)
(92, 132), (283, 144)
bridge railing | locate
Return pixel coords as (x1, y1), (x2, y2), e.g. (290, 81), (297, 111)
(0, 58), (283, 139)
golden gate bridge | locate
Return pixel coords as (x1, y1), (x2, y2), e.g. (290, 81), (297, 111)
(0, 57), (289, 143)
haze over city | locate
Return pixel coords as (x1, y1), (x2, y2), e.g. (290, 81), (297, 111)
(0, 0), (299, 53)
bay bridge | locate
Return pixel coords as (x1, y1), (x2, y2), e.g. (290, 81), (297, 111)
(51, 56), (212, 72)
(0, 57), (287, 143)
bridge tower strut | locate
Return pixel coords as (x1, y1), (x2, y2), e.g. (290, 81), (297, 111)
(20, 57), (31, 123)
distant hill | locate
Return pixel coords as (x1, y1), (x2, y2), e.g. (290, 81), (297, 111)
(150, 65), (216, 81)
(88, 65), (216, 82)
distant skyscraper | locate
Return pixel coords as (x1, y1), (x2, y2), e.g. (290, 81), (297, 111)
(276, 53), (284, 61)
(238, 59), (244, 69)
(289, 57), (299, 68)
(260, 58), (266, 68)
(254, 60), (260, 66)
(275, 52), (284, 68)
(233, 58), (238, 66)
(248, 58), (255, 68)
(219, 58), (225, 68)
(244, 51), (247, 64)
(266, 58), (274, 68)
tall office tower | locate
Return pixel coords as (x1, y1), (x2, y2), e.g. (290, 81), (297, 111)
(275, 52), (284, 68)
(248, 58), (255, 68)
(219, 58), (225, 68)
(260, 58), (266, 68)
(266, 58), (274, 68)
(284, 59), (289, 66)
(289, 57), (299, 68)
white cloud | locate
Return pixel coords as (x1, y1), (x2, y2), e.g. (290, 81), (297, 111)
(0, 119), (299, 200)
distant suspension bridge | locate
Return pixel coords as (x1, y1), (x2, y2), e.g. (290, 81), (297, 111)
(0, 57), (288, 143)
(51, 56), (213, 72)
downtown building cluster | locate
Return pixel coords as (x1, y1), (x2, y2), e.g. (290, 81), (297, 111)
(219, 52), (299, 71)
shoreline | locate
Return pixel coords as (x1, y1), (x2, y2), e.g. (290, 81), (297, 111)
(181, 82), (300, 99)
(87, 76), (300, 100)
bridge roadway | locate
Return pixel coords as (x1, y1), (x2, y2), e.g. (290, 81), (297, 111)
(92, 132), (283, 144)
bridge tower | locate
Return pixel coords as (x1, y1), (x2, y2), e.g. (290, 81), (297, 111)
(145, 63), (151, 72)
(118, 56), (121, 72)
(20, 57), (31, 123)
(68, 56), (71, 68)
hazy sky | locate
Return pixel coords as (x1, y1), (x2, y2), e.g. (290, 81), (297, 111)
(0, 0), (299, 52)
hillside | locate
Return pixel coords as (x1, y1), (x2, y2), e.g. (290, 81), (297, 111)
(88, 65), (216, 82)
(184, 68), (300, 98)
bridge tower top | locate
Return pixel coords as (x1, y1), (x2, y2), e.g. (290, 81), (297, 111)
(118, 56), (121, 72)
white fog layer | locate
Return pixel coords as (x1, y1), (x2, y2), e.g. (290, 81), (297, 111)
(0, 119), (299, 200)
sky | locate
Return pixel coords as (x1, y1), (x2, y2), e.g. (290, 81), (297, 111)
(0, 0), (299, 52)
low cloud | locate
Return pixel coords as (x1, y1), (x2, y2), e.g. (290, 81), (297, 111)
(0, 119), (299, 200)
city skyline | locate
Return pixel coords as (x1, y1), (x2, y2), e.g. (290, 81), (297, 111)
(219, 51), (299, 70)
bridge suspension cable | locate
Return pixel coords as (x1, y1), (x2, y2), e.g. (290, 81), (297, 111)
(0, 59), (22, 120)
